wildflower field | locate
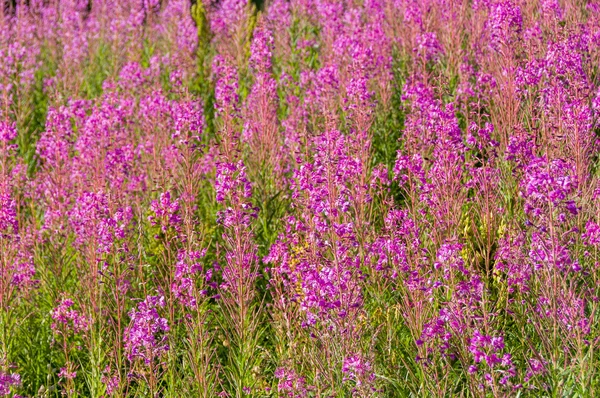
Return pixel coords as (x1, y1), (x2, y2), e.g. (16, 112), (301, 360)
(1, 0), (600, 396)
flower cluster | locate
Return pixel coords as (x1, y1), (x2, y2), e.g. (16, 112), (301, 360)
(274, 367), (310, 397)
(123, 295), (170, 365)
(148, 191), (182, 234)
(0, 372), (20, 397)
(51, 299), (90, 335)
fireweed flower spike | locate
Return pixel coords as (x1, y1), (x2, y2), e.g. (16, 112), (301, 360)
(51, 298), (90, 397)
(123, 295), (169, 394)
